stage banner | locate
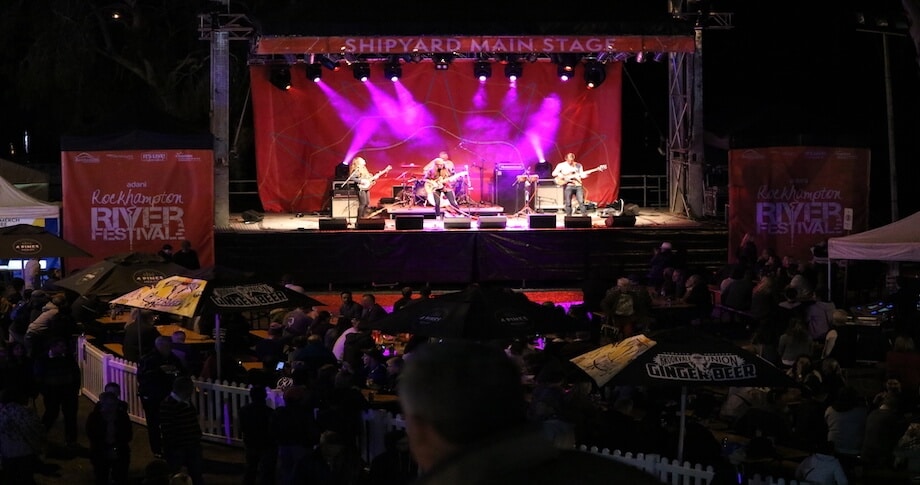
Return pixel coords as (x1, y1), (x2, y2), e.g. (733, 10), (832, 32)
(728, 146), (870, 265)
(250, 61), (622, 213)
(61, 145), (215, 270)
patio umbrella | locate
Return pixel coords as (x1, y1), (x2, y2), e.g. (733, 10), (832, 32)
(55, 252), (187, 299)
(359, 285), (580, 340)
(570, 327), (797, 462)
(0, 224), (92, 258)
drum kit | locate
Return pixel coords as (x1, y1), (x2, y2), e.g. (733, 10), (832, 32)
(393, 165), (471, 208)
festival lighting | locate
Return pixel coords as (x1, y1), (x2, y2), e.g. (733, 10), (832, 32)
(583, 60), (606, 90)
(269, 66), (291, 90)
(306, 63), (322, 82)
(319, 55), (340, 71)
(473, 60), (492, 81)
(384, 59), (402, 81)
(504, 61), (523, 81)
(352, 62), (371, 82)
(433, 53), (452, 70)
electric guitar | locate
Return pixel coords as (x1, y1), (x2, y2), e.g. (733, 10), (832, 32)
(554, 164), (607, 186)
(425, 170), (469, 193)
(356, 165), (392, 190)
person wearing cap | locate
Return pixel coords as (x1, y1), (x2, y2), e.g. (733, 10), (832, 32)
(647, 241), (675, 291)
(158, 243), (174, 262)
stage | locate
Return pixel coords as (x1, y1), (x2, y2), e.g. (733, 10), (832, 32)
(215, 207), (729, 291)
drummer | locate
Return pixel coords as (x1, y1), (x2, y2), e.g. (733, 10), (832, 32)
(422, 151), (455, 174)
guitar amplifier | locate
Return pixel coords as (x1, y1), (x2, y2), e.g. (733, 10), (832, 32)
(493, 168), (526, 213)
(535, 182), (564, 211)
(333, 181), (357, 197)
(331, 198), (359, 220)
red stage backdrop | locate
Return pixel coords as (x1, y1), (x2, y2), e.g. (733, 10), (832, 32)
(250, 61), (622, 213)
(61, 146), (215, 270)
(728, 146), (870, 265)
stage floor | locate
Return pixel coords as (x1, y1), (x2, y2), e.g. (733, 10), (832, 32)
(222, 206), (701, 232)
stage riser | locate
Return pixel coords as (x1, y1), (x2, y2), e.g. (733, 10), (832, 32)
(216, 227), (728, 290)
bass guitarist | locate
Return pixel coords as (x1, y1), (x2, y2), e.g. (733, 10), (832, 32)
(424, 153), (464, 218)
(552, 152), (606, 216)
(349, 156), (391, 218)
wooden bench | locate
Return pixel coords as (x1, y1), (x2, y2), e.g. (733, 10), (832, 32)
(103, 342), (125, 357)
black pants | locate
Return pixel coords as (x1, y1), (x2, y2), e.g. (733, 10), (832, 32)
(41, 387), (78, 443)
(244, 446), (278, 485)
(90, 447), (130, 485)
(141, 396), (163, 455)
(433, 189), (459, 217)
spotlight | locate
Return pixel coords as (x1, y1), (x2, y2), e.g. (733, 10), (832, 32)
(584, 60), (606, 89)
(635, 51), (647, 63)
(555, 54), (577, 81)
(434, 53), (452, 70)
(306, 63), (322, 82)
(612, 52), (630, 62)
(504, 61), (523, 81)
(352, 62), (370, 82)
(653, 52), (666, 62)
(319, 55), (340, 71)
(384, 60), (402, 81)
(270, 66), (291, 91)
(473, 60), (492, 81)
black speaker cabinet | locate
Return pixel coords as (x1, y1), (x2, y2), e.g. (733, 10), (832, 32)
(443, 217), (471, 229)
(318, 217), (348, 230)
(528, 214), (556, 229)
(395, 215), (424, 230)
(493, 168), (526, 214)
(563, 216), (592, 228)
(479, 215), (507, 229)
(605, 215), (637, 227)
(355, 218), (386, 230)
(241, 210), (263, 223)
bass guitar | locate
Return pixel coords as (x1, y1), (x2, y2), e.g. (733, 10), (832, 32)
(425, 170), (469, 193)
(553, 164), (607, 186)
(356, 165), (392, 190)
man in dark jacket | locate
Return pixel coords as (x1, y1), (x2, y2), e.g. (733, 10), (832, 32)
(137, 336), (185, 457)
(240, 385), (277, 485)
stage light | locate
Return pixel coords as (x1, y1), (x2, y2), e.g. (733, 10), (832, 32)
(352, 62), (370, 82)
(504, 61), (523, 81)
(343, 52), (358, 65)
(433, 53), (452, 70)
(473, 60), (492, 81)
(557, 64), (572, 81)
(384, 59), (402, 81)
(584, 60), (606, 89)
(653, 52), (666, 62)
(635, 51), (647, 63)
(319, 55), (340, 71)
(612, 52), (630, 62)
(306, 63), (322, 82)
(270, 66), (291, 91)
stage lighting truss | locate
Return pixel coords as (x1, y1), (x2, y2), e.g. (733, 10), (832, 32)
(473, 60), (492, 81)
(583, 60), (606, 89)
(270, 66), (292, 90)
(319, 55), (340, 71)
(433, 53), (453, 70)
(352, 62), (371, 82)
(383, 59), (402, 81)
(504, 61), (523, 81)
(306, 63), (322, 82)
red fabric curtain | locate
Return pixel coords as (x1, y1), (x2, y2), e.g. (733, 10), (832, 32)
(251, 61), (622, 213)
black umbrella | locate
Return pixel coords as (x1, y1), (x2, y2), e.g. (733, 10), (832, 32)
(55, 252), (187, 299)
(0, 224), (92, 258)
(570, 327), (797, 462)
(180, 265), (325, 313)
(360, 285), (579, 340)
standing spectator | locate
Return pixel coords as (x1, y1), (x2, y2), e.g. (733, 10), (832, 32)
(736, 232), (758, 270)
(23, 257), (42, 291)
(86, 391), (133, 485)
(647, 242), (675, 291)
(796, 440), (849, 485)
(0, 387), (46, 485)
(138, 336), (186, 457)
(172, 240), (200, 270)
(123, 308), (160, 363)
(367, 429), (417, 485)
(273, 385), (319, 485)
(159, 376), (204, 485)
(34, 336), (81, 448)
(392, 286), (414, 312)
(158, 243), (174, 262)
(240, 385), (277, 485)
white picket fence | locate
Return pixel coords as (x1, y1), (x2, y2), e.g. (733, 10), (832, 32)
(78, 337), (807, 485)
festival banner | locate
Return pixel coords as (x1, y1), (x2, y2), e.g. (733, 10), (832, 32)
(728, 146), (870, 265)
(61, 148), (215, 270)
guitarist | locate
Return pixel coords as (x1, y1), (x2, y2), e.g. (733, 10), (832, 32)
(424, 155), (463, 218)
(552, 152), (601, 216)
(349, 156), (391, 218)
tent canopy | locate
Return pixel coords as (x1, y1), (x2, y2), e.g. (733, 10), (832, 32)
(0, 174), (60, 224)
(827, 211), (920, 262)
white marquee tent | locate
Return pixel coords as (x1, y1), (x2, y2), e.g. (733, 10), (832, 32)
(828, 211), (920, 262)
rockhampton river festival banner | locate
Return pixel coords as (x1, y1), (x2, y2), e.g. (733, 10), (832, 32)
(61, 132), (215, 269)
(728, 146), (870, 265)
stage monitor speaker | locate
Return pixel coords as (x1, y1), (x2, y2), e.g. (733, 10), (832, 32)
(332, 197), (360, 219)
(355, 218), (386, 230)
(444, 217), (471, 229)
(479, 215), (507, 229)
(528, 214), (556, 229)
(605, 215), (637, 227)
(395, 215), (424, 230)
(241, 210), (263, 223)
(535, 183), (564, 211)
(493, 168), (526, 214)
(318, 217), (348, 230)
(564, 216), (592, 228)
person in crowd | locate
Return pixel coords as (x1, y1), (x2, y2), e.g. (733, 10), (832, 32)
(138, 336), (186, 458)
(786, 354), (823, 399)
(0, 387), (46, 484)
(281, 304), (315, 344)
(254, 322), (288, 368)
(305, 429), (367, 485)
(720, 265), (754, 312)
(359, 347), (389, 389)
(42, 268), (63, 291)
(332, 316), (361, 363)
(424, 153), (463, 218)
(736, 232), (758, 270)
(359, 293), (388, 324)
(367, 429), (417, 485)
(647, 242), (675, 291)
(679, 273), (713, 324)
(749, 273), (779, 322)
(599, 277), (650, 340)
(290, 334), (337, 375)
(308, 310), (334, 339)
(825, 386), (868, 468)
(337, 290), (363, 324)
(86, 390), (133, 485)
(159, 376), (203, 485)
(24, 292), (70, 357)
(240, 385), (277, 485)
(123, 308), (160, 362)
(777, 319), (814, 368)
(392, 286), (414, 312)
(396, 339), (662, 484)
(172, 240), (200, 270)
(34, 336), (81, 448)
(860, 393), (906, 471)
(23, 257), (42, 291)
(158, 244), (174, 262)
(272, 385), (319, 485)
(551, 152), (590, 217)
(796, 440), (849, 485)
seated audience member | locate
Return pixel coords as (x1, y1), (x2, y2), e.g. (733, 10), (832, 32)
(796, 440), (849, 485)
(778, 319), (814, 367)
(861, 394), (906, 470)
(397, 340), (662, 484)
(720, 265), (754, 312)
(253, 322), (287, 367)
(679, 274), (713, 324)
(123, 309), (160, 362)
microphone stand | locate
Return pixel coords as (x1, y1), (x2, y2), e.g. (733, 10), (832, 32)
(340, 168), (358, 226)
(457, 143), (489, 206)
